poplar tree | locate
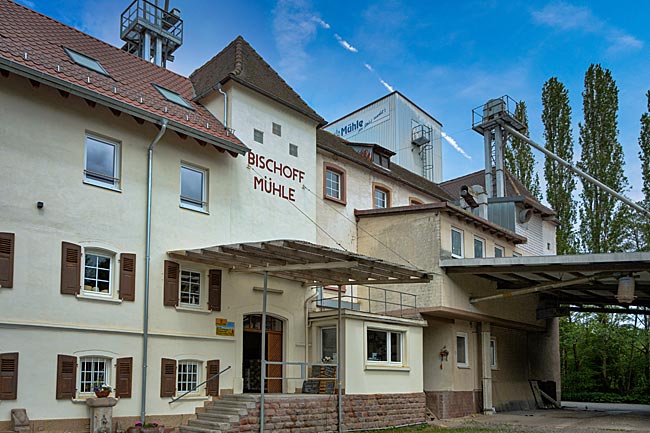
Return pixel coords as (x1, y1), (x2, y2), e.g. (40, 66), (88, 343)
(577, 64), (628, 253)
(635, 90), (650, 250)
(542, 78), (577, 254)
(505, 101), (541, 199)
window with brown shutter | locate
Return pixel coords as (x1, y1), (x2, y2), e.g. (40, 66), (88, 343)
(0, 233), (15, 288)
(163, 261), (179, 306)
(0, 352), (18, 400)
(56, 354), (77, 399)
(115, 357), (133, 398)
(60, 242), (81, 295)
(208, 269), (222, 311)
(119, 253), (136, 301)
(160, 358), (177, 397)
(205, 359), (220, 397)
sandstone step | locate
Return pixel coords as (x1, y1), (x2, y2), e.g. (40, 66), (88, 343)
(204, 406), (248, 416)
(208, 399), (256, 409)
(222, 394), (260, 402)
(179, 425), (222, 433)
(196, 412), (240, 423)
(188, 418), (231, 430)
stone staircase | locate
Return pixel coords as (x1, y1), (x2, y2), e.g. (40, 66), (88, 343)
(179, 394), (259, 433)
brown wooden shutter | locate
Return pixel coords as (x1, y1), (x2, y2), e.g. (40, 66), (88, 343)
(56, 354), (77, 399)
(115, 357), (133, 398)
(60, 242), (81, 295)
(208, 269), (222, 311)
(119, 254), (136, 301)
(0, 353), (18, 400)
(160, 358), (177, 397)
(0, 233), (14, 288)
(163, 261), (179, 306)
(206, 359), (220, 396)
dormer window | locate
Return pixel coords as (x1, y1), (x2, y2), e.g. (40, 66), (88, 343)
(373, 152), (390, 169)
(152, 84), (194, 110)
(64, 48), (110, 76)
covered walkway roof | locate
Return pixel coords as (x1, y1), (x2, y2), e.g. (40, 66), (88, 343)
(169, 239), (432, 286)
(441, 252), (650, 308)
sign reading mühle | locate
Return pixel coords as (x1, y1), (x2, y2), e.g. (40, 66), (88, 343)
(335, 106), (390, 139)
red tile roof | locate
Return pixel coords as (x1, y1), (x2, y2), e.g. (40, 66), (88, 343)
(190, 36), (326, 126)
(0, 0), (246, 154)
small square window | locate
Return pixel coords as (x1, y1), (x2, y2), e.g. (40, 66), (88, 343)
(83, 252), (113, 296)
(289, 143), (298, 157)
(180, 164), (207, 212)
(152, 84), (194, 110)
(177, 360), (201, 394)
(79, 356), (110, 393)
(64, 48), (109, 76)
(254, 129), (264, 144)
(474, 237), (485, 258)
(180, 270), (201, 307)
(456, 332), (468, 367)
(272, 123), (282, 136)
(373, 185), (390, 209)
(451, 228), (463, 258)
(367, 329), (403, 364)
(494, 245), (504, 258)
(84, 135), (120, 189)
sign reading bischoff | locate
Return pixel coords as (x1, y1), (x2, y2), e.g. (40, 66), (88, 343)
(248, 151), (306, 203)
(334, 106), (390, 139)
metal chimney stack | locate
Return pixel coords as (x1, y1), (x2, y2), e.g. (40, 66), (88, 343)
(120, 0), (184, 68)
(471, 96), (526, 198)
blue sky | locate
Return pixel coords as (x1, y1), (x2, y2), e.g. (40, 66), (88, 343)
(20, 0), (650, 202)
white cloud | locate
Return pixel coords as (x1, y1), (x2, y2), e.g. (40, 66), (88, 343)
(312, 16), (330, 29)
(364, 63), (374, 72)
(379, 79), (394, 92)
(532, 2), (643, 54)
(272, 0), (321, 81)
(442, 131), (472, 160)
(334, 34), (358, 53)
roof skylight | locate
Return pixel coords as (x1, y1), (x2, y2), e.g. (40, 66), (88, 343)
(64, 48), (110, 76)
(152, 84), (194, 110)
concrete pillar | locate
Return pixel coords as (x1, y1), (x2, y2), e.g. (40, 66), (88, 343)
(481, 322), (493, 414)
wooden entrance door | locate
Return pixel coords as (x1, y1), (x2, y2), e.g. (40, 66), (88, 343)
(242, 314), (283, 393)
(267, 332), (282, 393)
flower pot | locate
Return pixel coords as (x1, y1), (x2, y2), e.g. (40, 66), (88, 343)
(94, 390), (110, 398)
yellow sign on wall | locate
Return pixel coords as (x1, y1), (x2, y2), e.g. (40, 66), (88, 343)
(216, 320), (235, 337)
(215, 318), (228, 326)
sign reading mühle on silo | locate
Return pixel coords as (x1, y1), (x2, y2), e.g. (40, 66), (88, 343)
(324, 91), (444, 183)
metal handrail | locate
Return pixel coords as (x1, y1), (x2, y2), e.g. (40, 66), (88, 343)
(316, 285), (417, 317)
(169, 365), (231, 404)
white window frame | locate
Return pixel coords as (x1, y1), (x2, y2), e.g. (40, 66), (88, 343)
(494, 245), (504, 258)
(456, 332), (469, 368)
(78, 356), (112, 395)
(374, 187), (388, 209)
(82, 250), (114, 298)
(490, 337), (497, 369)
(474, 236), (485, 258)
(180, 163), (208, 213)
(320, 327), (337, 361)
(451, 227), (464, 258)
(325, 169), (341, 200)
(177, 360), (202, 395)
(179, 269), (202, 308)
(366, 328), (403, 365)
(84, 134), (121, 190)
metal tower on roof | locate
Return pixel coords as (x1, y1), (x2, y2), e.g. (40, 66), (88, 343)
(120, 0), (183, 68)
(472, 96), (526, 198)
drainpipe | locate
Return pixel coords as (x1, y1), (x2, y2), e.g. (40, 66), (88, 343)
(217, 83), (228, 130)
(304, 289), (318, 363)
(141, 119), (168, 424)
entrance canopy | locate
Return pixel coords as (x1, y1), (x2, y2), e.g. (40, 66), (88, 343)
(169, 239), (432, 286)
(441, 252), (650, 309)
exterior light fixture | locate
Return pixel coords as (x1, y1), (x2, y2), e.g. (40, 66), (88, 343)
(616, 276), (636, 304)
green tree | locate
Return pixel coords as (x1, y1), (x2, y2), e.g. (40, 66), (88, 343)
(636, 91), (650, 250)
(542, 78), (577, 254)
(577, 64), (628, 253)
(505, 100), (541, 199)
